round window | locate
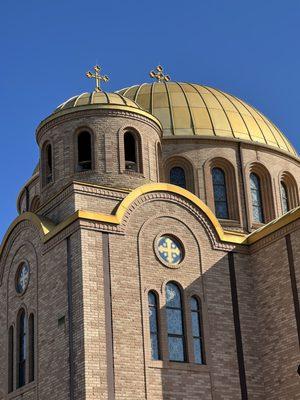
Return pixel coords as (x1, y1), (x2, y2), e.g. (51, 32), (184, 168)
(157, 235), (184, 266)
(16, 262), (30, 294)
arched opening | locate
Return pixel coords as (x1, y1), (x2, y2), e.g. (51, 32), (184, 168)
(124, 131), (139, 172)
(165, 282), (186, 362)
(28, 314), (35, 383)
(280, 181), (289, 214)
(30, 196), (40, 213)
(43, 143), (53, 185)
(190, 297), (205, 364)
(250, 172), (264, 223)
(280, 172), (299, 214)
(170, 166), (186, 189)
(212, 167), (229, 219)
(148, 291), (161, 360)
(17, 309), (26, 388)
(77, 131), (92, 171)
(8, 326), (14, 392)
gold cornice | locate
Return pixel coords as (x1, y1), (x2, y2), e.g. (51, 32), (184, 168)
(2, 184), (300, 260)
(36, 104), (162, 135)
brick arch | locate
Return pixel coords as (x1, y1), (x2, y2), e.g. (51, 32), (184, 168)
(246, 162), (275, 225)
(29, 195), (40, 213)
(164, 155), (195, 193)
(118, 126), (144, 174)
(279, 171), (299, 212)
(74, 126), (95, 172)
(204, 157), (241, 222)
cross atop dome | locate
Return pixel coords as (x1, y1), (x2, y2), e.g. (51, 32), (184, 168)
(149, 65), (171, 82)
(86, 65), (109, 92)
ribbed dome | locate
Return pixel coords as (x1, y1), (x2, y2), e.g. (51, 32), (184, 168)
(54, 91), (141, 113)
(117, 82), (297, 156)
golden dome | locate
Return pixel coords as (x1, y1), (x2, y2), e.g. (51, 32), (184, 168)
(117, 82), (297, 156)
(54, 91), (141, 112)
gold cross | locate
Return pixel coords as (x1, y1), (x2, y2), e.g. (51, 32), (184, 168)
(158, 238), (180, 263)
(86, 65), (109, 92)
(149, 65), (171, 83)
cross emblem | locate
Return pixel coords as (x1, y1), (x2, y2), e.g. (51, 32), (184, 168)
(86, 65), (109, 92)
(158, 237), (181, 264)
(149, 65), (171, 83)
(17, 264), (29, 293)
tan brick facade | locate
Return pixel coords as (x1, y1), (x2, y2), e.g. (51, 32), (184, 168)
(1, 93), (300, 400)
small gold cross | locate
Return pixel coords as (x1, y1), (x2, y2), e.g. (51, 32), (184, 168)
(86, 65), (109, 92)
(149, 65), (171, 83)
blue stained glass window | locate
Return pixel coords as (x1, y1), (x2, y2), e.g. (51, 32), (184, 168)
(281, 182), (289, 214)
(190, 297), (204, 364)
(166, 283), (186, 362)
(250, 173), (264, 223)
(148, 291), (160, 360)
(18, 310), (26, 388)
(170, 167), (186, 189)
(212, 168), (229, 219)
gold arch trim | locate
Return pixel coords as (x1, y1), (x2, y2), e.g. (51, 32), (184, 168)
(1, 184), (300, 257)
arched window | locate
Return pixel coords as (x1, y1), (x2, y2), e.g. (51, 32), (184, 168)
(124, 131), (139, 172)
(44, 143), (53, 185)
(17, 310), (26, 388)
(170, 167), (186, 189)
(165, 282), (186, 362)
(28, 314), (34, 383)
(148, 291), (160, 360)
(281, 181), (289, 214)
(212, 167), (229, 219)
(190, 297), (204, 364)
(250, 173), (264, 223)
(8, 326), (14, 393)
(77, 131), (92, 171)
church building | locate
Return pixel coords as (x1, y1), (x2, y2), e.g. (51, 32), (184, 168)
(0, 65), (299, 400)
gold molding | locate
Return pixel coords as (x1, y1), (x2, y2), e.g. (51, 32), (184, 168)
(2, 184), (300, 258)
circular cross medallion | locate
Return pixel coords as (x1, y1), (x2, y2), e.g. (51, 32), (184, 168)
(16, 263), (30, 294)
(157, 235), (183, 266)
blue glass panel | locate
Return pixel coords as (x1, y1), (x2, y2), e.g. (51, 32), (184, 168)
(212, 168), (225, 185)
(213, 185), (226, 201)
(150, 333), (159, 360)
(149, 307), (158, 333)
(190, 297), (198, 311)
(166, 283), (181, 308)
(168, 337), (184, 362)
(193, 338), (203, 364)
(250, 173), (259, 190)
(167, 309), (183, 335)
(170, 167), (186, 189)
(281, 183), (289, 213)
(191, 312), (200, 337)
(148, 292), (156, 307)
(215, 202), (229, 219)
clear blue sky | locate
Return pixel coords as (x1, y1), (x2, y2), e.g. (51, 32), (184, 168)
(1, 0), (300, 240)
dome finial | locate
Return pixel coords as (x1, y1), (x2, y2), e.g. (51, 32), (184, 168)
(86, 65), (109, 92)
(149, 65), (171, 83)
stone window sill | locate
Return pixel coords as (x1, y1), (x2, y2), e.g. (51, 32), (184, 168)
(148, 360), (209, 373)
(8, 381), (36, 399)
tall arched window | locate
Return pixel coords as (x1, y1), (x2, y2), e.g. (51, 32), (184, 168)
(170, 167), (186, 189)
(212, 167), (229, 219)
(250, 173), (264, 223)
(77, 131), (92, 171)
(190, 297), (204, 364)
(17, 310), (26, 388)
(281, 181), (289, 214)
(44, 143), (53, 185)
(8, 326), (14, 393)
(165, 282), (186, 362)
(148, 291), (160, 360)
(124, 132), (139, 172)
(28, 314), (35, 383)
